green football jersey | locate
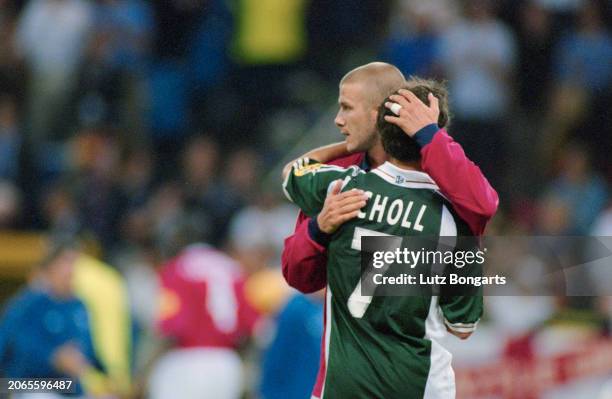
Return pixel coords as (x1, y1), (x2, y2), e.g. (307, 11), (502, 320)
(283, 159), (483, 399)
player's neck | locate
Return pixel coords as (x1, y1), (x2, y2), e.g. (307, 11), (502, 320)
(367, 143), (387, 169)
(389, 157), (421, 172)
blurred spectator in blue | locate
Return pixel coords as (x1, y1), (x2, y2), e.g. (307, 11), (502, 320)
(0, 180), (21, 228)
(259, 292), (323, 399)
(0, 94), (21, 182)
(537, 0), (586, 33)
(381, 0), (457, 77)
(516, 1), (556, 112)
(188, 0), (232, 92)
(69, 127), (124, 251)
(306, 0), (390, 80)
(14, 0), (94, 142)
(76, 0), (153, 138)
(543, 142), (609, 235)
(436, 0), (517, 190)
(148, 0), (207, 159)
(542, 0), (612, 174)
(117, 145), (155, 212)
(0, 240), (110, 396)
(107, 145), (155, 259)
(554, 0), (612, 95)
(204, 147), (261, 247)
(178, 134), (218, 242)
(147, 61), (189, 157)
(0, 93), (41, 228)
(181, 135), (219, 206)
(146, 181), (198, 261)
(152, 0), (206, 60)
(188, 0), (233, 138)
(0, 1), (23, 95)
(40, 181), (82, 239)
(93, 0), (152, 72)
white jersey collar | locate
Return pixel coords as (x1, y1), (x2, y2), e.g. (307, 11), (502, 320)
(372, 162), (439, 189)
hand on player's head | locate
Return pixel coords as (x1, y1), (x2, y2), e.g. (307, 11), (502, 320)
(384, 90), (441, 138)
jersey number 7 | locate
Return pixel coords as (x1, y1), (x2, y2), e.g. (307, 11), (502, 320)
(347, 227), (403, 318)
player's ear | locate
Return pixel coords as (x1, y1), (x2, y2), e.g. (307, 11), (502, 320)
(370, 108), (378, 122)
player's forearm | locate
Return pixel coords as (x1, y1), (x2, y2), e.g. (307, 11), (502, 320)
(418, 127), (499, 235)
(303, 141), (349, 164)
(281, 218), (328, 293)
(282, 142), (348, 180)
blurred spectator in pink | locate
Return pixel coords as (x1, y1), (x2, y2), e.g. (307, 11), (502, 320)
(436, 0), (517, 190)
(14, 0), (94, 142)
(148, 227), (260, 399)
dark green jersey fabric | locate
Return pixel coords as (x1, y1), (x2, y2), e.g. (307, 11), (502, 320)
(283, 160), (483, 399)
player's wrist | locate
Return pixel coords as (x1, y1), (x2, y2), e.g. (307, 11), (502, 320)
(414, 123), (439, 147)
(308, 217), (332, 247)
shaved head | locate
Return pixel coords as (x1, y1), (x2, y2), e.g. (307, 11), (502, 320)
(340, 62), (406, 108)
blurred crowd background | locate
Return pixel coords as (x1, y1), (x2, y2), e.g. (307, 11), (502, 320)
(0, 0), (611, 398)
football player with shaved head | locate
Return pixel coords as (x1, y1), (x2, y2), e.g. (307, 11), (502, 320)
(280, 63), (498, 398)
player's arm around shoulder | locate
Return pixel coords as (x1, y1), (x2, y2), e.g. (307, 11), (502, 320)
(282, 157), (365, 217)
(281, 140), (350, 181)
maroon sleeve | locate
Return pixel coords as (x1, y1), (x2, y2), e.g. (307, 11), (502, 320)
(420, 129), (499, 236)
(281, 152), (366, 293)
(281, 212), (328, 293)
